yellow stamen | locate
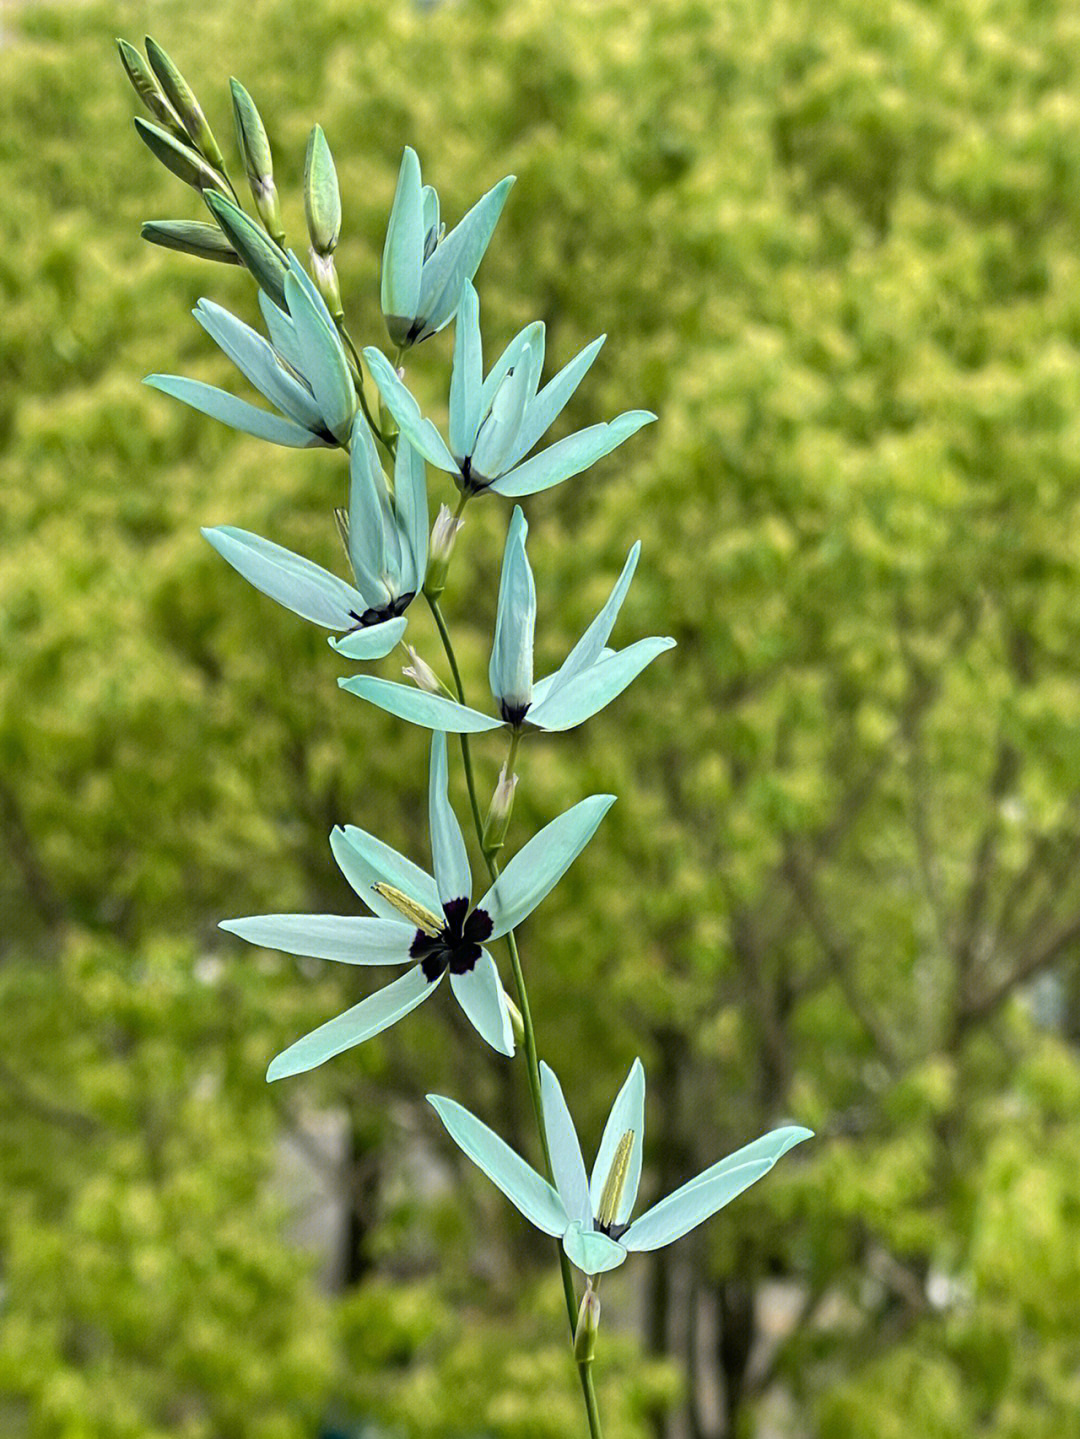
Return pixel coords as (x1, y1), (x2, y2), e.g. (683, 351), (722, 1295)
(596, 1131), (635, 1230)
(372, 883), (442, 936)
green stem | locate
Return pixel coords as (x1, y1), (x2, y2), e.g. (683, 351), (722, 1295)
(427, 595), (602, 1439)
(337, 322), (389, 449)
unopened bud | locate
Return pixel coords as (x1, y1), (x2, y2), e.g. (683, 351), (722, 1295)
(309, 249), (343, 322)
(304, 125), (341, 257)
(145, 37), (225, 170)
(503, 992), (525, 1049)
(423, 504), (465, 599)
(482, 762), (518, 853)
(230, 79), (284, 244)
(117, 39), (188, 140)
(574, 1282), (601, 1364)
(141, 220), (241, 265)
(402, 646), (449, 697)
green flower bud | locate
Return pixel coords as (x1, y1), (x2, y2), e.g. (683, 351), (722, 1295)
(144, 36), (225, 170)
(423, 503), (464, 601)
(203, 192), (289, 309)
(134, 118), (228, 196)
(309, 249), (343, 323)
(304, 125), (341, 257)
(141, 220), (241, 265)
(116, 39), (187, 140)
(573, 1283), (601, 1365)
(230, 79), (283, 244)
(402, 646), (451, 699)
(482, 762), (518, 854)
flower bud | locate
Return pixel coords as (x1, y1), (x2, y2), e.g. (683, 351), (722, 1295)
(402, 646), (449, 697)
(117, 39), (187, 140)
(230, 79), (284, 244)
(423, 504), (464, 600)
(144, 36), (225, 170)
(503, 992), (525, 1049)
(309, 249), (344, 323)
(304, 125), (341, 257)
(482, 762), (518, 853)
(141, 220), (241, 265)
(134, 118), (229, 196)
(574, 1282), (601, 1364)
(204, 192), (289, 309)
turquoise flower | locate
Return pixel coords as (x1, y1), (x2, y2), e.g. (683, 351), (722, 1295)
(340, 506), (675, 731)
(382, 148), (514, 349)
(221, 734), (615, 1079)
(365, 281), (656, 499)
(145, 252), (355, 447)
(201, 414), (427, 661)
(429, 1060), (812, 1277)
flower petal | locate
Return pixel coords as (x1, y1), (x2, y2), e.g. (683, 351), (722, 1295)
(562, 1222), (627, 1276)
(449, 280), (484, 461)
(394, 436), (429, 595)
(471, 342), (534, 480)
(490, 411), (656, 497)
(429, 732), (471, 906)
(589, 1058), (645, 1227)
(219, 914), (413, 963)
(329, 824), (441, 920)
(426, 1094), (567, 1236)
(488, 506), (535, 714)
(338, 676), (503, 733)
(541, 542), (640, 700)
(201, 525), (367, 629)
(479, 322), (545, 419)
(345, 415), (392, 605)
(540, 1062), (591, 1226)
(479, 793), (615, 940)
(528, 637), (676, 732)
(506, 334), (605, 470)
(258, 292), (307, 374)
(267, 964), (437, 1081)
(328, 616), (408, 660)
(145, 376), (326, 448)
(415, 174), (515, 338)
(284, 264), (355, 443)
(363, 348), (460, 473)
(193, 299), (325, 432)
(381, 146), (424, 344)
(450, 950), (514, 1056)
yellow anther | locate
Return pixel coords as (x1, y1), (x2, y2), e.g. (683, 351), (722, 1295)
(372, 883), (442, 936)
(596, 1131), (635, 1230)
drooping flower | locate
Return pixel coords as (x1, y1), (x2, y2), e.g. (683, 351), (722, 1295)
(145, 251), (356, 447)
(381, 148), (514, 349)
(340, 506), (675, 730)
(428, 1060), (812, 1277)
(365, 281), (656, 499)
(201, 413), (427, 661)
(220, 734), (615, 1079)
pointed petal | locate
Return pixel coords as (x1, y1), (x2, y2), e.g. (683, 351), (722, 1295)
(201, 525), (367, 629)
(267, 965), (437, 1080)
(451, 951), (514, 1056)
(345, 415), (392, 604)
(490, 411), (656, 497)
(145, 376), (326, 448)
(488, 506), (535, 714)
(449, 281), (483, 460)
(429, 732), (471, 906)
(328, 615), (408, 660)
(471, 344), (534, 480)
(541, 543), (640, 698)
(426, 1093), (567, 1235)
(258, 292), (306, 374)
(540, 1062), (591, 1226)
(528, 637), (676, 732)
(219, 914), (413, 963)
(479, 322), (545, 419)
(415, 175), (515, 337)
(589, 1058), (645, 1226)
(338, 676), (503, 733)
(507, 335), (606, 469)
(381, 146), (424, 344)
(284, 265), (355, 442)
(363, 348), (460, 473)
(394, 436), (429, 594)
(193, 299), (325, 431)
(478, 794), (616, 940)
(621, 1127), (812, 1252)
(203, 192), (289, 308)
(330, 824), (441, 920)
(562, 1222), (627, 1276)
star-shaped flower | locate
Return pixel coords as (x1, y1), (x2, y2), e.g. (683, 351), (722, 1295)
(221, 733), (615, 1079)
(201, 414), (427, 661)
(340, 506), (675, 731)
(145, 251), (356, 448)
(429, 1060), (812, 1277)
(365, 281), (655, 499)
(381, 148), (514, 349)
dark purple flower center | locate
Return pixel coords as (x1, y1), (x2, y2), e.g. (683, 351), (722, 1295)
(411, 896), (494, 983)
(347, 591), (415, 630)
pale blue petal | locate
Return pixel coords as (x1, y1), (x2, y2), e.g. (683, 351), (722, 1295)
(258, 292), (307, 374)
(449, 280), (483, 461)
(421, 185), (440, 254)
(329, 823), (442, 920)
(528, 637), (676, 732)
(429, 732), (471, 906)
(490, 411), (657, 497)
(394, 437), (429, 595)
(426, 1094), (567, 1236)
(219, 914), (413, 964)
(381, 147), (424, 342)
(562, 1222), (627, 1276)
(346, 415), (392, 605)
(541, 543), (640, 698)
(145, 376), (327, 448)
(619, 1160), (773, 1252)
(471, 343), (534, 481)
(450, 951), (514, 1056)
(363, 348), (460, 473)
(415, 175), (515, 337)
(488, 506), (534, 714)
(539, 1062), (591, 1226)
(339, 676), (503, 733)
(506, 335), (606, 469)
(284, 267), (355, 443)
(675, 1127), (815, 1197)
(478, 793), (616, 939)
(328, 616), (408, 660)
(201, 526), (367, 629)
(267, 964), (437, 1081)
(193, 299), (325, 432)
(589, 1058), (645, 1226)
(479, 322), (545, 419)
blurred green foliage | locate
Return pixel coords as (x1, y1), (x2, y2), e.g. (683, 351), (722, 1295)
(4, 0), (1080, 1435)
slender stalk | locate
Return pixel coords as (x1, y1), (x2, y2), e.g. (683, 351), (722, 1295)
(427, 593), (603, 1439)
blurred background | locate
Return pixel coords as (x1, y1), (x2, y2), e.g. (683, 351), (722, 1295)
(4, 0), (1080, 1434)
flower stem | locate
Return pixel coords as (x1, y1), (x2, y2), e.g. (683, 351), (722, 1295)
(426, 593), (603, 1439)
